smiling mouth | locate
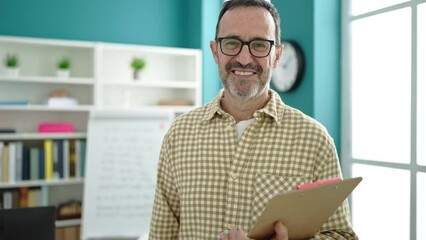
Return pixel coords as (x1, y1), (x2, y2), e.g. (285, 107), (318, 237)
(233, 70), (256, 76)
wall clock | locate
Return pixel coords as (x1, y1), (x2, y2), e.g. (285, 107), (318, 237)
(271, 40), (304, 92)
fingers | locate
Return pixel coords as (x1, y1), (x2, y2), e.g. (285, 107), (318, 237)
(273, 222), (289, 240)
(220, 223), (287, 240)
(219, 226), (252, 240)
(219, 231), (230, 240)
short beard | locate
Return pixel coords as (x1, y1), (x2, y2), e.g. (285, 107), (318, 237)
(222, 62), (268, 101)
(225, 76), (263, 101)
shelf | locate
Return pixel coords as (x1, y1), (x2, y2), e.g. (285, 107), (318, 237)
(98, 41), (201, 56)
(0, 132), (87, 141)
(0, 105), (93, 112)
(99, 105), (196, 113)
(0, 35), (95, 48)
(0, 76), (95, 85)
(102, 80), (197, 89)
(0, 178), (84, 189)
(56, 218), (81, 227)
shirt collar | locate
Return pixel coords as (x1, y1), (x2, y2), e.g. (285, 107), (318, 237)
(202, 89), (285, 124)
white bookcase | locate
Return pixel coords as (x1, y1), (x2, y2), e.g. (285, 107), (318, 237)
(0, 35), (202, 226)
(97, 42), (202, 112)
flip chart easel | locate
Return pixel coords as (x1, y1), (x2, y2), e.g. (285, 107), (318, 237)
(81, 110), (173, 240)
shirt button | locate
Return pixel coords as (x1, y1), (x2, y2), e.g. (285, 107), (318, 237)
(227, 223), (233, 230)
(230, 172), (238, 179)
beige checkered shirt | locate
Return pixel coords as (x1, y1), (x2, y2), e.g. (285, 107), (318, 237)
(149, 90), (358, 239)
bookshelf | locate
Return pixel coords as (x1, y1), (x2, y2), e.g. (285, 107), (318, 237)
(97, 42), (202, 111)
(0, 35), (202, 231)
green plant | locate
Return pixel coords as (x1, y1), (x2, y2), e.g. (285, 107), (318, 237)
(58, 58), (71, 69)
(5, 55), (18, 67)
(131, 57), (146, 71)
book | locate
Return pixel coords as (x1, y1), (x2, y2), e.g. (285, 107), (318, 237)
(29, 147), (40, 180)
(1, 190), (19, 209)
(38, 148), (45, 179)
(1, 144), (9, 182)
(28, 188), (42, 207)
(69, 139), (76, 178)
(19, 187), (29, 207)
(14, 141), (23, 181)
(44, 139), (53, 180)
(57, 140), (64, 178)
(0, 142), (3, 181)
(38, 122), (74, 133)
(8, 142), (16, 183)
(63, 139), (70, 179)
(75, 140), (81, 178)
(2, 191), (13, 209)
(0, 101), (29, 106)
(11, 190), (19, 208)
(52, 140), (60, 179)
(79, 139), (86, 177)
(0, 128), (16, 134)
(22, 144), (30, 180)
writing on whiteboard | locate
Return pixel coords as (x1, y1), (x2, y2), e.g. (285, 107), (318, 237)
(82, 112), (173, 239)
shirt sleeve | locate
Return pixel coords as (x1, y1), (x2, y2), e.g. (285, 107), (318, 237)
(149, 134), (180, 240)
(310, 131), (359, 240)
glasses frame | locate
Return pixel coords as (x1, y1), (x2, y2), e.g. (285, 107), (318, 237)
(217, 37), (275, 58)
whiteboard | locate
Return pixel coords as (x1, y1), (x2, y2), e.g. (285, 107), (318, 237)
(81, 110), (173, 240)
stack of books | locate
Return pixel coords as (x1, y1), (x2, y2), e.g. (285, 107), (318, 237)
(38, 122), (74, 133)
(0, 139), (86, 183)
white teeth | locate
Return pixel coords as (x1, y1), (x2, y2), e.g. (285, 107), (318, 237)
(234, 70), (254, 76)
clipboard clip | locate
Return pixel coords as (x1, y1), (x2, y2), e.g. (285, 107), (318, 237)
(295, 177), (342, 190)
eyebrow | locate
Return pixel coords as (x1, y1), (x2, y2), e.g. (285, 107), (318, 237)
(219, 36), (273, 41)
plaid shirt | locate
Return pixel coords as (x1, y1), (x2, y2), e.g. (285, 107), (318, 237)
(149, 89), (358, 239)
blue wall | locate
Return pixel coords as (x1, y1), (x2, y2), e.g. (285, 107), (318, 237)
(0, 0), (187, 47)
(313, 1), (341, 152)
(0, 0), (341, 152)
(274, 1), (341, 152)
(200, 1), (222, 103)
(274, 1), (315, 115)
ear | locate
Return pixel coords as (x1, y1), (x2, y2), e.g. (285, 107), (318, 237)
(210, 40), (219, 64)
(272, 43), (284, 68)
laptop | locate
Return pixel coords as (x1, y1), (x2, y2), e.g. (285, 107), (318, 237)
(0, 206), (56, 240)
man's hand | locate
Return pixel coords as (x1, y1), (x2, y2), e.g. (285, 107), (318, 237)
(272, 222), (288, 240)
(219, 222), (288, 240)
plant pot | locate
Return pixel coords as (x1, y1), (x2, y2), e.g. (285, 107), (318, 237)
(57, 69), (70, 78)
(4, 67), (20, 77)
(133, 70), (142, 80)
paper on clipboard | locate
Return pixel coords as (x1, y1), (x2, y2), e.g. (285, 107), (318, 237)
(247, 177), (362, 240)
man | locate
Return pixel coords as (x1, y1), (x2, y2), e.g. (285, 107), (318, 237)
(149, 0), (358, 239)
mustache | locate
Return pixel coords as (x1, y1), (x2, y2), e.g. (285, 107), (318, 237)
(226, 62), (262, 73)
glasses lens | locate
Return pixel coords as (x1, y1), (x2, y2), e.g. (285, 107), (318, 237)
(219, 38), (273, 57)
(250, 40), (271, 57)
(221, 38), (242, 55)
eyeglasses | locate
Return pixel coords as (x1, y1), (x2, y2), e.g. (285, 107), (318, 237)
(217, 37), (275, 58)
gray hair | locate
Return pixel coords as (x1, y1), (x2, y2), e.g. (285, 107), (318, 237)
(215, 0), (281, 44)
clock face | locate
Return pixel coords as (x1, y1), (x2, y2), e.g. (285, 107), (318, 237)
(271, 41), (303, 92)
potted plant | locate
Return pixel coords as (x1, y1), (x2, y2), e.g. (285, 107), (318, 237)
(4, 54), (19, 77)
(57, 58), (71, 78)
(130, 57), (146, 80)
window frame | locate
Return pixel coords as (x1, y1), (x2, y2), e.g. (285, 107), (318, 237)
(341, 0), (426, 239)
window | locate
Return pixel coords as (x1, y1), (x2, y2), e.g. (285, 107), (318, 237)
(342, 1), (426, 239)
(418, 3), (426, 167)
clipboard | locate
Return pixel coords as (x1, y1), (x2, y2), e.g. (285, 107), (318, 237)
(247, 177), (362, 240)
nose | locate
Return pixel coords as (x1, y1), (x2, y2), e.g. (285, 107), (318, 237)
(235, 44), (254, 65)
